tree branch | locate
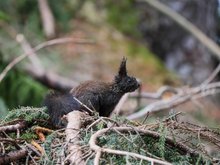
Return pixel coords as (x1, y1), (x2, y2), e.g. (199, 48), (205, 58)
(0, 37), (93, 84)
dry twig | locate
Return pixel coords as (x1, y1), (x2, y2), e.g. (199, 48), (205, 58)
(0, 148), (28, 164)
(65, 111), (87, 165)
(0, 121), (26, 133)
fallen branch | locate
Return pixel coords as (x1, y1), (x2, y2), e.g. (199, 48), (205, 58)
(0, 148), (28, 164)
(89, 126), (200, 164)
(201, 63), (220, 85)
(16, 34), (44, 72)
(0, 121), (26, 133)
(65, 111), (87, 165)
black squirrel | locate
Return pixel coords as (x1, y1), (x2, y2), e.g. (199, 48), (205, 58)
(44, 58), (140, 127)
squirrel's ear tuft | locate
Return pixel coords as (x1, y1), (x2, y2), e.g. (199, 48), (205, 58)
(118, 57), (127, 77)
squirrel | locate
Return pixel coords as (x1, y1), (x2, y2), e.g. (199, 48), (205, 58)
(44, 57), (140, 128)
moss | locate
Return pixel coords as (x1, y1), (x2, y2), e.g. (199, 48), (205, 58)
(105, 0), (140, 37)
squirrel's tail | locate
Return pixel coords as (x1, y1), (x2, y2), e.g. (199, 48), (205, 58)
(44, 91), (80, 128)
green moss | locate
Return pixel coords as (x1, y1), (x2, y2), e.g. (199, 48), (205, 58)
(105, 0), (140, 37)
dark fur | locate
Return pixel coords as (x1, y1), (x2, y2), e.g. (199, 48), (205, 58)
(44, 58), (140, 128)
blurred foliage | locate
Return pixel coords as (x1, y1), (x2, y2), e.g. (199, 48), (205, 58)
(104, 0), (140, 37)
(0, 53), (47, 110)
(0, 0), (175, 112)
(0, 0), (86, 36)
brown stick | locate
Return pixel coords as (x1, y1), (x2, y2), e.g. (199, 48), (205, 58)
(0, 148), (28, 164)
(0, 121), (26, 133)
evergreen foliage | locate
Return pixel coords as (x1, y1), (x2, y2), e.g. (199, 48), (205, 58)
(1, 106), (49, 123)
(0, 61), (47, 110)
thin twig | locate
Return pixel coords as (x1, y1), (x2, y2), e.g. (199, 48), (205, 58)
(201, 63), (220, 85)
(73, 97), (94, 114)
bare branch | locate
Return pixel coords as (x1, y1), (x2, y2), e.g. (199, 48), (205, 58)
(16, 34), (44, 73)
(201, 63), (220, 86)
(0, 37), (93, 84)
(127, 82), (220, 120)
(130, 86), (179, 100)
(26, 68), (78, 91)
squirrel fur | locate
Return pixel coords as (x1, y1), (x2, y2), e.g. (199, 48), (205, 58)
(44, 58), (140, 128)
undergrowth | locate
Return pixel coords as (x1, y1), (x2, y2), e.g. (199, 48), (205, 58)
(0, 107), (218, 164)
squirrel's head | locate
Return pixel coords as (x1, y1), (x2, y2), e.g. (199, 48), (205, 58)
(114, 57), (140, 93)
